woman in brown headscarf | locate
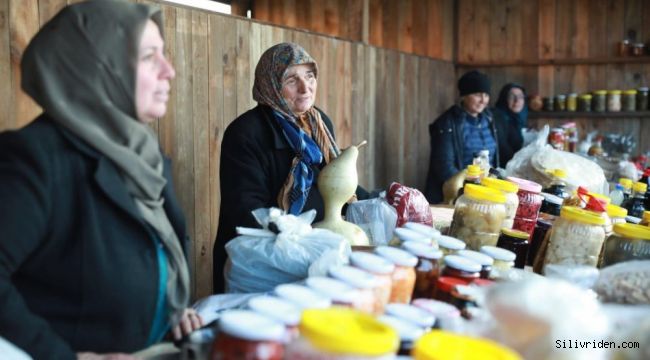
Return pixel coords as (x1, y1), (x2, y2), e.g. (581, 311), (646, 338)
(213, 43), (368, 293)
(0, 1), (201, 358)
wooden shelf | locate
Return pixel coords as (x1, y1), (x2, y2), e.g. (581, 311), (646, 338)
(457, 56), (650, 67)
(529, 111), (650, 118)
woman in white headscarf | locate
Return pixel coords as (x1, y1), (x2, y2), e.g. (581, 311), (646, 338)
(0, 0), (201, 358)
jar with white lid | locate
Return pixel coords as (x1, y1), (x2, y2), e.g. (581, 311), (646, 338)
(411, 299), (462, 331)
(401, 241), (442, 299)
(211, 310), (286, 360)
(306, 277), (372, 314)
(328, 265), (378, 314)
(394, 227), (432, 245)
(480, 246), (516, 272)
(375, 246), (418, 304)
(403, 222), (441, 247)
(441, 255), (481, 280)
(248, 296), (302, 342)
(349, 252), (395, 315)
(457, 249), (493, 279)
(378, 315), (425, 356)
(437, 235), (466, 256)
(385, 303), (436, 330)
(275, 284), (332, 310)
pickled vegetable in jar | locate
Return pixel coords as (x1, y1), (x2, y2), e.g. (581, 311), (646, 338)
(481, 177), (519, 229)
(607, 90), (622, 112)
(622, 90), (637, 112)
(543, 206), (606, 268)
(375, 246), (418, 304)
(554, 94), (566, 111)
(378, 315), (424, 356)
(449, 184), (507, 251)
(578, 94), (592, 112)
(385, 303), (436, 330)
(211, 310), (286, 360)
(401, 241), (442, 299)
(441, 255), (481, 280)
(437, 235), (466, 256)
(602, 223), (650, 266)
(328, 265), (378, 315)
(247, 296), (302, 342)
(593, 90), (607, 112)
(306, 277), (368, 313)
(496, 228), (529, 269)
(566, 93), (578, 111)
(637, 87), (649, 111)
(507, 177), (544, 238)
(275, 284), (332, 310)
(434, 276), (470, 305)
(480, 245), (516, 272)
(457, 249), (494, 279)
(349, 251), (395, 314)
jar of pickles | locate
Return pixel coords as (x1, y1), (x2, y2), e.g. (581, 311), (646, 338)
(349, 252), (395, 314)
(247, 296), (302, 342)
(593, 90), (607, 112)
(507, 177), (544, 238)
(638, 87), (649, 111)
(622, 90), (637, 112)
(602, 223), (650, 266)
(457, 249), (493, 279)
(496, 228), (529, 269)
(578, 94), (592, 112)
(567, 93), (578, 111)
(437, 235), (466, 256)
(607, 90), (622, 112)
(543, 206), (606, 268)
(480, 246), (516, 272)
(449, 184), (507, 251)
(481, 177), (519, 229)
(554, 94), (566, 111)
(211, 310), (286, 360)
(328, 265), (378, 315)
(306, 277), (367, 313)
(401, 241), (442, 299)
(375, 246), (418, 304)
(441, 255), (481, 281)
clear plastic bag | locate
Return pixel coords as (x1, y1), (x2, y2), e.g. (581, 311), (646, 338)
(544, 264), (600, 289)
(594, 260), (650, 304)
(225, 208), (351, 293)
(345, 193), (398, 246)
(385, 182), (433, 227)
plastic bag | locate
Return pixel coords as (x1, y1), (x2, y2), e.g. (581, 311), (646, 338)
(345, 193), (398, 246)
(602, 304), (650, 360)
(594, 260), (650, 304)
(385, 182), (433, 227)
(225, 208), (351, 293)
(544, 264), (600, 289)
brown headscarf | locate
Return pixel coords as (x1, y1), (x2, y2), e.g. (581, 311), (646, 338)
(20, 0), (189, 324)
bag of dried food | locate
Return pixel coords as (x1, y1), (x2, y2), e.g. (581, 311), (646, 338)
(594, 260), (650, 304)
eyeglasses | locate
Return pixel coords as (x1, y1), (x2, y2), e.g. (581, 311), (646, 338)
(508, 94), (525, 101)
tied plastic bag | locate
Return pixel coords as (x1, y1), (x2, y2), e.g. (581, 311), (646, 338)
(385, 182), (433, 227)
(225, 208), (350, 293)
(345, 193), (398, 246)
(594, 260), (650, 304)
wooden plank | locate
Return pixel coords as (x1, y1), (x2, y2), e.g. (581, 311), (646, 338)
(588, 0), (609, 58)
(624, 0), (643, 43)
(235, 20), (251, 116)
(350, 43), (367, 186)
(0, 0), (10, 131)
(606, 0), (625, 57)
(538, 0), (555, 60)
(402, 55), (418, 188)
(520, 0), (539, 62)
(10, 0), (40, 128)
(38, 0), (66, 25)
(252, 0), (269, 20)
(309, 0), (325, 34)
(440, 0), (454, 61)
(554, 0), (575, 59)
(397, 0), (413, 54)
(504, 0), (523, 61)
(382, 0), (398, 50)
(346, 0), (363, 42)
(574, 0), (589, 58)
(488, 0), (508, 63)
(473, 0), (490, 62)
(365, 45), (377, 189)
(368, 0), (382, 47)
(456, 0), (475, 62)
(282, 0), (297, 28)
(323, 0), (339, 36)
(425, 0), (442, 58)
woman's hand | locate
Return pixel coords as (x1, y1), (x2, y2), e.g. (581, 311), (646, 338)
(77, 353), (139, 360)
(171, 308), (203, 340)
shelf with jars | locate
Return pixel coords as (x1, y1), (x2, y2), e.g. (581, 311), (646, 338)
(529, 111), (650, 119)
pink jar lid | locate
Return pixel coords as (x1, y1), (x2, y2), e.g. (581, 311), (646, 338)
(507, 176), (542, 193)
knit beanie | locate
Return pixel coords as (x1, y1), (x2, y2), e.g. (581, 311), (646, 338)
(458, 70), (491, 96)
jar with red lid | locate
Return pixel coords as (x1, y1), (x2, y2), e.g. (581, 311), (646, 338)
(306, 277), (371, 314)
(349, 251), (395, 315)
(327, 265), (377, 315)
(434, 276), (470, 305)
(211, 310), (285, 360)
(274, 284), (332, 310)
(247, 296), (302, 342)
(441, 255), (481, 281)
(507, 177), (544, 238)
(401, 241), (442, 299)
(457, 249), (494, 279)
(375, 246), (418, 304)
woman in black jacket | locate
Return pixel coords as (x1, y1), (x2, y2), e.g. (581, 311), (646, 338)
(493, 83), (527, 167)
(0, 1), (201, 358)
(213, 43), (367, 293)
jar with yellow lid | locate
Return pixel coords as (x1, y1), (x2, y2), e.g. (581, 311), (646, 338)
(619, 178), (633, 200)
(578, 94), (592, 112)
(593, 90), (607, 112)
(607, 90), (622, 112)
(481, 177), (519, 229)
(413, 330), (521, 360)
(605, 204), (628, 236)
(621, 182), (647, 218)
(566, 93), (577, 111)
(285, 308), (399, 359)
(622, 90), (637, 112)
(602, 223), (650, 267)
(449, 184), (507, 251)
(543, 206), (606, 268)
(457, 164), (483, 199)
(496, 228), (529, 269)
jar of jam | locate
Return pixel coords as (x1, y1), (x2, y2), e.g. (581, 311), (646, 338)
(401, 241), (442, 299)
(496, 228), (529, 269)
(394, 227), (432, 245)
(450, 184), (507, 250)
(607, 90), (622, 112)
(306, 277), (369, 313)
(404, 221), (441, 247)
(411, 299), (461, 330)
(285, 308), (399, 359)
(328, 265), (378, 315)
(507, 177), (544, 238)
(211, 310), (285, 360)
(349, 251), (395, 314)
(434, 276), (471, 305)
(480, 245), (516, 272)
(622, 90), (637, 111)
(378, 315), (425, 356)
(274, 284), (332, 310)
(375, 246), (418, 304)
(637, 87), (649, 111)
(592, 90), (607, 112)
(540, 192), (563, 216)
(441, 255), (481, 280)
(437, 235), (466, 256)
(481, 177), (520, 229)
(578, 94), (592, 112)
(566, 93), (578, 111)
(248, 296), (302, 342)
(457, 249), (494, 279)
(548, 128), (566, 150)
(543, 97), (554, 111)
(385, 303), (436, 330)
(602, 223), (650, 266)
(554, 94), (566, 111)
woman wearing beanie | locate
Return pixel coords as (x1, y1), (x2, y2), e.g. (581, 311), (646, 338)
(424, 70), (499, 204)
(492, 83), (527, 167)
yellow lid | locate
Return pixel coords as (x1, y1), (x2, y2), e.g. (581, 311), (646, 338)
(560, 206), (606, 225)
(619, 178), (633, 189)
(624, 89), (638, 95)
(606, 204), (628, 219)
(414, 331), (522, 360)
(613, 223), (650, 240)
(579, 94), (592, 99)
(593, 90), (607, 95)
(466, 164), (482, 177)
(300, 308), (398, 355)
(501, 228), (529, 240)
(463, 184), (506, 204)
(547, 168), (567, 179)
(633, 182), (647, 193)
(608, 90), (622, 95)
(481, 177), (519, 193)
(643, 211), (650, 222)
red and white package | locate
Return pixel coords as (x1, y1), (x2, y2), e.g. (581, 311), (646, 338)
(386, 182), (433, 227)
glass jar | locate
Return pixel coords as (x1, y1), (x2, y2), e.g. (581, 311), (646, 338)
(437, 235), (466, 256)
(577, 94), (592, 112)
(619, 39), (631, 56)
(637, 87), (649, 111)
(413, 331), (522, 360)
(622, 90), (637, 112)
(306, 277), (368, 313)
(449, 184), (507, 251)
(401, 241), (442, 300)
(285, 308), (399, 360)
(480, 246), (516, 272)
(641, 211), (650, 226)
(375, 246), (418, 304)
(496, 228), (529, 269)
(457, 249), (494, 279)
(540, 193), (563, 216)
(566, 93), (578, 111)
(211, 310), (285, 360)
(403, 222), (441, 248)
(248, 296), (302, 342)
(441, 255), (481, 280)
(275, 284), (332, 310)
(554, 94), (566, 111)
(385, 303), (436, 330)
(548, 128), (566, 150)
(394, 227), (432, 245)
(378, 315), (424, 356)
(529, 219), (553, 271)
(543, 97), (554, 111)
(607, 90), (622, 112)
(592, 90), (607, 112)
(543, 206), (606, 268)
(602, 223), (650, 266)
(481, 177), (520, 229)
(631, 42), (645, 56)
(508, 177), (544, 238)
(328, 265), (378, 315)
(349, 252), (395, 315)
(434, 276), (470, 305)
(411, 299), (461, 330)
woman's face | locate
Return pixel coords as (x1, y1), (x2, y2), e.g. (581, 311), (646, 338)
(507, 87), (525, 113)
(281, 64), (317, 116)
(462, 92), (490, 116)
(135, 20), (175, 123)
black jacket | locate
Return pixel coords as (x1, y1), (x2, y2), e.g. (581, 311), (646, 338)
(492, 107), (523, 168)
(213, 105), (367, 293)
(424, 105), (499, 204)
(0, 115), (188, 359)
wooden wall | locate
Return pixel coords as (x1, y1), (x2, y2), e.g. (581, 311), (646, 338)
(0, 0), (455, 298)
(252, 0), (456, 61)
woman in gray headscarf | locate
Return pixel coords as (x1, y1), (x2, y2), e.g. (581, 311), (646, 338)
(0, 0), (201, 358)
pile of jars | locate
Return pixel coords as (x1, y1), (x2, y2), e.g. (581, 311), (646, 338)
(538, 87), (649, 112)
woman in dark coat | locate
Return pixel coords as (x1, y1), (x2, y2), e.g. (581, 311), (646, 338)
(213, 43), (367, 293)
(0, 1), (201, 358)
(492, 83), (527, 167)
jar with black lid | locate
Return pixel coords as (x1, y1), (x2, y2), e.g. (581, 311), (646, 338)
(496, 228), (530, 269)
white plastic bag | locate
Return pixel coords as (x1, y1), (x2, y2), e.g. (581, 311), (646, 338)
(345, 193), (398, 246)
(594, 260), (650, 304)
(225, 208), (351, 293)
